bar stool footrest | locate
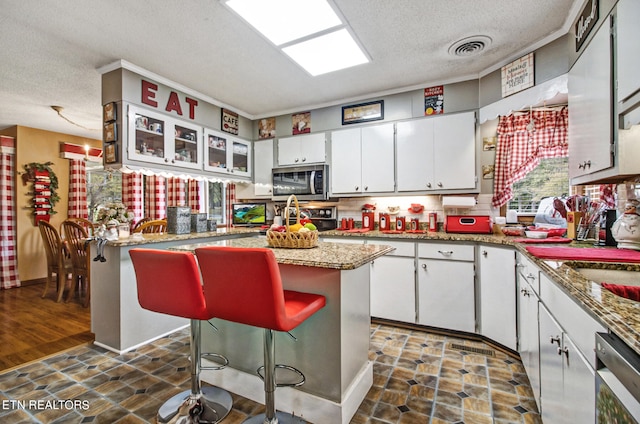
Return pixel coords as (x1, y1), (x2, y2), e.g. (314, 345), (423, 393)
(201, 352), (229, 371)
(157, 386), (233, 423)
(257, 364), (305, 388)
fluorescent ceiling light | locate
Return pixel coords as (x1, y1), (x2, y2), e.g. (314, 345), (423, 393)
(282, 28), (369, 76)
(225, 0), (341, 46)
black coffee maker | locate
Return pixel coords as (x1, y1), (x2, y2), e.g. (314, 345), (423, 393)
(596, 209), (618, 246)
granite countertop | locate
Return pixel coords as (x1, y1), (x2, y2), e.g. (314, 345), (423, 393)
(103, 227), (261, 247)
(169, 237), (395, 270)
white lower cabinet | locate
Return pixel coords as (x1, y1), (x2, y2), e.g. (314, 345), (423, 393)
(417, 243), (475, 332)
(518, 277), (540, 406)
(478, 245), (516, 350)
(370, 241), (415, 323)
(539, 304), (596, 424)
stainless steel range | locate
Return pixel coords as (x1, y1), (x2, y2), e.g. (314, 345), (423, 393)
(285, 205), (337, 232)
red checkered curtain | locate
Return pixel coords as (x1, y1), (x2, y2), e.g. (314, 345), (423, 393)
(121, 172), (144, 224)
(492, 107), (569, 207)
(144, 175), (166, 219)
(0, 148), (20, 289)
(225, 183), (236, 228)
(167, 177), (186, 207)
(67, 159), (88, 219)
(188, 179), (200, 212)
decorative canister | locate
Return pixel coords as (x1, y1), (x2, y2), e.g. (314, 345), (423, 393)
(379, 213), (391, 231)
(428, 212), (438, 232)
(191, 213), (208, 233)
(611, 201), (640, 250)
(207, 219), (218, 232)
(395, 216), (406, 231)
(167, 206), (191, 234)
(410, 218), (420, 231)
(362, 211), (375, 230)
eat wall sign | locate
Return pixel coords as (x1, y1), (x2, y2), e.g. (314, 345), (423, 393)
(141, 79), (199, 121)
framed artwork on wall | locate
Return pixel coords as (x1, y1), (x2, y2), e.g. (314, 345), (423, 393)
(104, 122), (117, 142)
(103, 102), (117, 123)
(104, 143), (117, 164)
(292, 112), (311, 135)
(342, 100), (384, 125)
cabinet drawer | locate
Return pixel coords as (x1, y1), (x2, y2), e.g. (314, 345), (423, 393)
(371, 240), (414, 257)
(539, 273), (606, 368)
(418, 242), (474, 261)
(516, 252), (540, 294)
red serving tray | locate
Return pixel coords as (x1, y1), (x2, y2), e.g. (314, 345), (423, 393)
(445, 215), (492, 234)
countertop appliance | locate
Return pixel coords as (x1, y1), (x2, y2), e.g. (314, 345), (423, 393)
(445, 215), (492, 234)
(285, 205), (337, 232)
(595, 332), (640, 423)
(272, 164), (329, 201)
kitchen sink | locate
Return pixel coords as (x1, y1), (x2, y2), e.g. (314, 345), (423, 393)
(574, 268), (640, 286)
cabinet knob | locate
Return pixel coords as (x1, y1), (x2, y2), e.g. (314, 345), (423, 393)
(426, 183), (432, 188)
(482, 250), (488, 257)
(421, 263), (427, 270)
(164, 158), (169, 163)
(558, 346), (569, 358)
(295, 158), (300, 163)
(550, 335), (560, 346)
(364, 186), (368, 191)
(302, 157), (306, 162)
(437, 182), (443, 187)
(520, 288), (530, 297)
(355, 186), (359, 191)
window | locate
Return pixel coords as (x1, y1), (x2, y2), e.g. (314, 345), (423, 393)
(207, 181), (225, 222)
(508, 157), (569, 214)
(86, 168), (122, 221)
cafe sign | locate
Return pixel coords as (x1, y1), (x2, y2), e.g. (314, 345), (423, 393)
(501, 52), (534, 98)
(575, 0), (598, 52)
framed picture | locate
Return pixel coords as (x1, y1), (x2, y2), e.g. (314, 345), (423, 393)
(258, 117), (276, 139)
(342, 100), (384, 125)
(104, 143), (117, 164)
(104, 122), (117, 142)
(221, 108), (239, 135)
(103, 102), (117, 123)
(292, 112), (311, 135)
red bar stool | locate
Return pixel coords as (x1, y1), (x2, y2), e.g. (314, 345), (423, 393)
(129, 248), (233, 423)
(195, 246), (326, 424)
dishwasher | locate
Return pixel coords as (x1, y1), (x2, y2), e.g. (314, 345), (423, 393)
(595, 332), (640, 423)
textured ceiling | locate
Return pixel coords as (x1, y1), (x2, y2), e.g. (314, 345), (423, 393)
(0, 0), (580, 140)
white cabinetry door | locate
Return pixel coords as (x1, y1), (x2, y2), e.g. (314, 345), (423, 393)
(330, 128), (361, 194)
(361, 123), (395, 193)
(396, 118), (434, 191)
(417, 258), (475, 332)
(370, 256), (415, 323)
(278, 133), (325, 166)
(330, 124), (394, 195)
(432, 112), (476, 190)
(479, 245), (516, 350)
(539, 304), (564, 424)
(518, 278), (540, 406)
(397, 112), (476, 192)
(568, 19), (613, 178)
(562, 332), (596, 424)
(253, 139), (273, 197)
(617, 0), (640, 103)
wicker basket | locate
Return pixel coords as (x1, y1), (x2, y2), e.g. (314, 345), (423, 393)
(266, 195), (318, 248)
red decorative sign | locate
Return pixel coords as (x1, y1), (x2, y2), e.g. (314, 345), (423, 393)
(424, 86), (444, 115)
(141, 79), (199, 120)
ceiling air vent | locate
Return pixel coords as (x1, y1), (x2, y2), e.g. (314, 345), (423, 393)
(448, 35), (492, 57)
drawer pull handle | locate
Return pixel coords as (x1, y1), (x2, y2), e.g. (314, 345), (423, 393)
(558, 346), (569, 358)
(550, 335), (560, 346)
(437, 250), (454, 256)
(526, 273), (536, 280)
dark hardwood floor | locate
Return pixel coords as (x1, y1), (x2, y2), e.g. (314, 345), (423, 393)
(0, 282), (93, 372)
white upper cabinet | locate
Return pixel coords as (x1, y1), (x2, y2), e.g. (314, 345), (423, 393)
(127, 105), (202, 170)
(203, 128), (252, 179)
(568, 18), (613, 179)
(330, 123), (395, 195)
(397, 112), (476, 192)
(616, 0), (640, 103)
(277, 133), (326, 166)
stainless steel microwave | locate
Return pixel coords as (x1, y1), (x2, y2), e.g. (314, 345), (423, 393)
(272, 164), (329, 201)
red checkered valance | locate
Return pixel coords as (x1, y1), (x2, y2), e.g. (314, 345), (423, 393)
(491, 107), (568, 208)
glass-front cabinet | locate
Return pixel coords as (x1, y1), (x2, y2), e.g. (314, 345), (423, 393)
(127, 105), (202, 170)
(203, 128), (251, 178)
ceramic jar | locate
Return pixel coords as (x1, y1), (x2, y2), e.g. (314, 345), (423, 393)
(611, 201), (640, 250)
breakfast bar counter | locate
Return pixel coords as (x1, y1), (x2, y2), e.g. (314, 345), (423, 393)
(170, 239), (394, 424)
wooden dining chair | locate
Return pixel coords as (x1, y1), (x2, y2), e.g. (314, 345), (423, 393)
(61, 220), (91, 307)
(62, 217), (95, 237)
(38, 221), (73, 302)
(133, 219), (167, 234)
(131, 217), (151, 233)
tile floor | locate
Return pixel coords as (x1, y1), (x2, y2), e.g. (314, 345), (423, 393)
(0, 324), (541, 423)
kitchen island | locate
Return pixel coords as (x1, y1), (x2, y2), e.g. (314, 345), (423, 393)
(170, 238), (394, 424)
